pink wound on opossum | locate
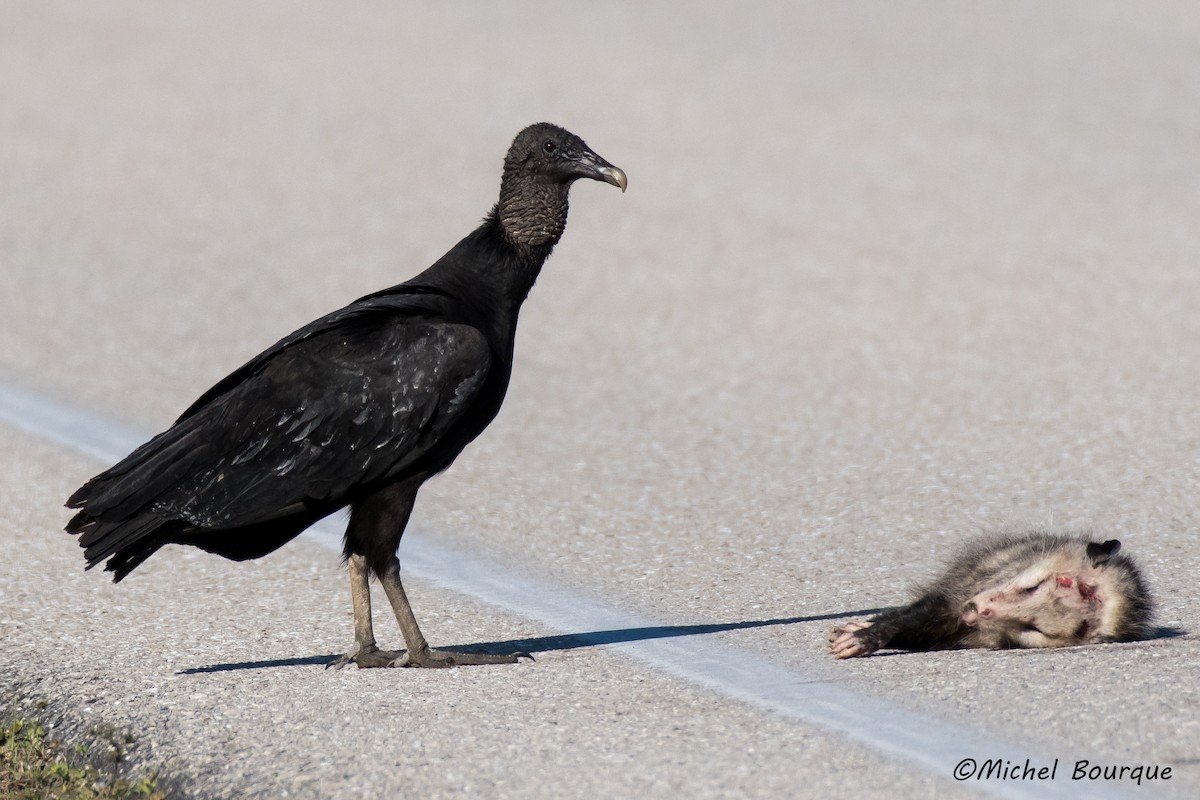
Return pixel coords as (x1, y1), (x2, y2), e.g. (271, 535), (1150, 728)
(1056, 575), (1073, 588)
(1079, 582), (1097, 600)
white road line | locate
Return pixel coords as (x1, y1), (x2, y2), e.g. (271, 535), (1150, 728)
(1, 381), (1137, 800)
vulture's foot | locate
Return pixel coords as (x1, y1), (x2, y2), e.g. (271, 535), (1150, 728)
(327, 645), (406, 670)
(391, 646), (533, 668)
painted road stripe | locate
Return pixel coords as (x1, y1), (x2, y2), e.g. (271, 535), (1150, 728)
(1, 381), (1138, 800)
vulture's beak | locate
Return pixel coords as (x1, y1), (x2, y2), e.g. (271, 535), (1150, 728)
(573, 148), (627, 192)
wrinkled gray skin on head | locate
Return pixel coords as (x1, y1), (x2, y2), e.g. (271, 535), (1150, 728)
(498, 122), (626, 249)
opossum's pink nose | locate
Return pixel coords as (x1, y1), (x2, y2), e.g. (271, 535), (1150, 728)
(962, 603), (980, 625)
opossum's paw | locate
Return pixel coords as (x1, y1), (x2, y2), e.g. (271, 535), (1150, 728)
(829, 621), (878, 659)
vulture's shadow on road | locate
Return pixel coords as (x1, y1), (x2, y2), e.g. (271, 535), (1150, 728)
(450, 609), (890, 657)
(177, 608), (886, 675)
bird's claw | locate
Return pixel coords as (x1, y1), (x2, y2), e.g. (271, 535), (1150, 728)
(328, 642), (532, 669)
(326, 645), (405, 670)
(389, 647), (533, 668)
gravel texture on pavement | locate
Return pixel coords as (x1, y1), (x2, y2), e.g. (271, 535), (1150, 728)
(3, 3), (1198, 798)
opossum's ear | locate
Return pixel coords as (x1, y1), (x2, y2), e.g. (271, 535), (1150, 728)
(1087, 539), (1122, 565)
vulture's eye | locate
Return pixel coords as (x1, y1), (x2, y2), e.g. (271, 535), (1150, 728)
(542, 140), (557, 154)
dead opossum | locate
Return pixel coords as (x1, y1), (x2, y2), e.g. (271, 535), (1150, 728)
(829, 532), (1154, 658)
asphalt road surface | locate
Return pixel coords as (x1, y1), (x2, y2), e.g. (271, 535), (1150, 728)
(3, 3), (1198, 798)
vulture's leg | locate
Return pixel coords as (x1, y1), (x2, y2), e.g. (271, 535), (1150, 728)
(341, 477), (530, 668)
(377, 557), (530, 667)
(326, 553), (403, 669)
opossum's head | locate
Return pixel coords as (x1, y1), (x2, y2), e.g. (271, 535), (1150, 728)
(960, 539), (1152, 649)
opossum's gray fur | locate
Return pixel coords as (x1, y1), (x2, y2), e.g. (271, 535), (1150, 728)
(829, 532), (1154, 659)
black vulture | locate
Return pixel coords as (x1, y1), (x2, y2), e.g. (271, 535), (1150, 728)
(65, 123), (626, 668)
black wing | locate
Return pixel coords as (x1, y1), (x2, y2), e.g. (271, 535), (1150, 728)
(68, 314), (491, 565)
(174, 283), (457, 422)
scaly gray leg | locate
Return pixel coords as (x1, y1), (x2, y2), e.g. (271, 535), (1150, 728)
(336, 475), (531, 669)
(327, 554), (403, 669)
(378, 558), (531, 667)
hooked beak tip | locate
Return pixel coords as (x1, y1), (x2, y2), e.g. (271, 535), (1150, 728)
(598, 165), (628, 192)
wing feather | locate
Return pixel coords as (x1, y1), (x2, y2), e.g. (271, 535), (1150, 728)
(72, 317), (491, 533)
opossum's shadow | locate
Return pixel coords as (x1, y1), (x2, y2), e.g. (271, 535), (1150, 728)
(1152, 625), (1189, 640)
(177, 608), (883, 674)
